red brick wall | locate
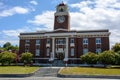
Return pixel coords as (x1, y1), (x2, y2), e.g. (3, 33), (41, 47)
(88, 38), (96, 53)
(101, 37), (109, 51)
(76, 38), (83, 58)
(19, 40), (25, 55)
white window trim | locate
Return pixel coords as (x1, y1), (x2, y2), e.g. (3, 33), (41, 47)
(96, 38), (101, 44)
(83, 38), (88, 44)
(36, 40), (40, 45)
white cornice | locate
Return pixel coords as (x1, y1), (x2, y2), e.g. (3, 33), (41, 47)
(54, 28), (68, 31)
(19, 31), (110, 39)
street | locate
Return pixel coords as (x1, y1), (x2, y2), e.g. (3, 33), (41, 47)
(0, 77), (119, 80)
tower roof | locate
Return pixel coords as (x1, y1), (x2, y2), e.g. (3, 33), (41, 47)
(58, 2), (65, 6)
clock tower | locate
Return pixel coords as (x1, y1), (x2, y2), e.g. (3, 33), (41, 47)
(54, 2), (70, 31)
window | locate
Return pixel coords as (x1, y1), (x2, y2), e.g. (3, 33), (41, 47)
(57, 39), (64, 44)
(36, 40), (40, 45)
(83, 48), (88, 54)
(25, 48), (29, 52)
(83, 38), (88, 44)
(47, 48), (50, 56)
(25, 39), (30, 44)
(25, 46), (29, 52)
(96, 38), (101, 44)
(70, 38), (74, 43)
(47, 39), (50, 44)
(71, 48), (74, 56)
(96, 48), (101, 53)
(35, 49), (40, 56)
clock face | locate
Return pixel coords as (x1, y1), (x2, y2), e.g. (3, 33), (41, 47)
(57, 16), (65, 23)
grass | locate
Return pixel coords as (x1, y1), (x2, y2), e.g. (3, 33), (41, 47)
(0, 66), (39, 74)
(60, 67), (120, 75)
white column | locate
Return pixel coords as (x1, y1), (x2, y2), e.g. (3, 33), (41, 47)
(52, 37), (55, 59)
(64, 37), (68, 61)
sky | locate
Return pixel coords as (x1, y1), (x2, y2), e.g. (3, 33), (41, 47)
(0, 0), (120, 48)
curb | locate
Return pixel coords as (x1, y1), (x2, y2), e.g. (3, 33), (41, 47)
(57, 74), (120, 79)
(0, 73), (33, 77)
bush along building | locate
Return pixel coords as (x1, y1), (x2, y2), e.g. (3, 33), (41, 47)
(19, 2), (110, 66)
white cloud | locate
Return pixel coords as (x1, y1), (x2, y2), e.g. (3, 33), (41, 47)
(0, 6), (29, 17)
(2, 27), (31, 37)
(28, 11), (54, 30)
(30, 1), (38, 5)
(0, 26), (45, 46)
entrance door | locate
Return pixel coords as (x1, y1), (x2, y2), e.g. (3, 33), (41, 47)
(56, 53), (64, 60)
(52, 53), (65, 66)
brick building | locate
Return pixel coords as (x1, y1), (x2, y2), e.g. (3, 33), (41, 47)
(19, 2), (110, 65)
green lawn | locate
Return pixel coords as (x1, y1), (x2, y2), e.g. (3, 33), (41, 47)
(60, 67), (120, 75)
(0, 66), (39, 74)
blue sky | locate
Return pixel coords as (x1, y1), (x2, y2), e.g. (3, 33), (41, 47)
(0, 0), (120, 48)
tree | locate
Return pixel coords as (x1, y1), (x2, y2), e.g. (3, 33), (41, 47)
(2, 42), (19, 51)
(0, 51), (17, 65)
(3, 42), (11, 48)
(112, 43), (120, 52)
(98, 50), (115, 67)
(80, 52), (98, 66)
(21, 52), (33, 66)
(115, 53), (120, 65)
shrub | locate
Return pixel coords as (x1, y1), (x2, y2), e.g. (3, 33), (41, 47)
(98, 50), (115, 67)
(0, 51), (16, 65)
(80, 52), (98, 66)
(21, 52), (33, 66)
(115, 53), (120, 65)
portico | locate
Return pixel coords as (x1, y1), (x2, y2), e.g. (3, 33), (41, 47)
(50, 37), (69, 62)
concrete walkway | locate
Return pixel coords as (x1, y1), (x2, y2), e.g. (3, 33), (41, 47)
(32, 67), (60, 77)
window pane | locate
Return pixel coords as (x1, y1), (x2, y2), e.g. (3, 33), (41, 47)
(36, 49), (40, 56)
(25, 39), (30, 44)
(71, 48), (74, 56)
(96, 48), (101, 53)
(83, 48), (88, 54)
(36, 40), (40, 44)
(96, 38), (101, 44)
(83, 38), (88, 44)
(47, 48), (50, 56)
(57, 39), (64, 44)
(70, 38), (74, 43)
(47, 39), (50, 44)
